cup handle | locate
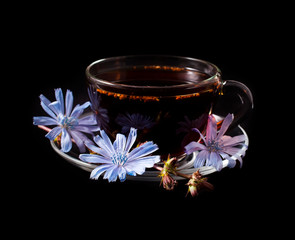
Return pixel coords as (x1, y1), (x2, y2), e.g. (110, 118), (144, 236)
(214, 80), (254, 127)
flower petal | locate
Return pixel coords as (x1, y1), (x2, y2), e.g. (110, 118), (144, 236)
(70, 102), (90, 119)
(185, 141), (207, 155)
(84, 142), (100, 154)
(49, 101), (63, 116)
(79, 154), (111, 164)
(65, 89), (73, 117)
(93, 135), (113, 158)
(84, 141), (110, 157)
(220, 151), (238, 168)
(39, 94), (52, 106)
(128, 141), (158, 161)
(94, 131), (114, 156)
(193, 150), (208, 168)
(127, 171), (136, 176)
(69, 130), (86, 153)
(221, 134), (245, 147)
(124, 127), (137, 153)
(222, 147), (244, 168)
(206, 114), (217, 142)
(78, 114), (97, 125)
(103, 165), (119, 182)
(40, 98), (57, 119)
(222, 146), (242, 156)
(70, 104), (81, 118)
(33, 116), (58, 126)
(192, 128), (206, 144)
(87, 87), (96, 107)
(226, 159), (237, 168)
(61, 128), (72, 152)
(45, 126), (62, 140)
(235, 155), (243, 168)
(208, 152), (223, 171)
(90, 164), (112, 179)
(113, 133), (126, 152)
(55, 88), (65, 115)
(132, 155), (160, 166)
(124, 155), (160, 175)
(87, 87), (101, 111)
(124, 162), (146, 175)
(217, 113), (234, 139)
(73, 125), (100, 134)
(118, 167), (127, 182)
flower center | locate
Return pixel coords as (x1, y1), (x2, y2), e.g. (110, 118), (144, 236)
(112, 152), (128, 166)
(59, 115), (78, 129)
(207, 140), (222, 152)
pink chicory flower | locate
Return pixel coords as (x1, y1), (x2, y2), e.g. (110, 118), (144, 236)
(185, 114), (246, 171)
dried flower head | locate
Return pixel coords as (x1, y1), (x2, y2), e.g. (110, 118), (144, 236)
(159, 155), (178, 190)
(186, 170), (214, 197)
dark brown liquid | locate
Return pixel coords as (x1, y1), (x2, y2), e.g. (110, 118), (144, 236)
(98, 66), (208, 85)
(92, 66), (220, 157)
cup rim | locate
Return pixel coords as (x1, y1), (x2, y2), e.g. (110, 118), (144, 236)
(86, 55), (222, 91)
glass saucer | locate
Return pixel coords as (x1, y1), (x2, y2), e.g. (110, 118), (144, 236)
(50, 124), (248, 182)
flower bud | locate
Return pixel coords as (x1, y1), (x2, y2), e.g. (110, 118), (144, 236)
(159, 155), (178, 190)
(162, 174), (177, 191)
(186, 170), (214, 197)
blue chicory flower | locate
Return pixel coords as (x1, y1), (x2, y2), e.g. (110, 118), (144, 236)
(79, 127), (160, 182)
(87, 87), (109, 131)
(33, 88), (100, 152)
(177, 113), (208, 148)
(116, 113), (155, 133)
(177, 114), (208, 135)
(185, 114), (246, 171)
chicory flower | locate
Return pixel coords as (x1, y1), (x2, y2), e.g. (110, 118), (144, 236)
(87, 87), (109, 131)
(177, 113), (208, 148)
(33, 88), (100, 152)
(185, 114), (246, 171)
(177, 114), (208, 135)
(116, 113), (155, 133)
(79, 128), (160, 182)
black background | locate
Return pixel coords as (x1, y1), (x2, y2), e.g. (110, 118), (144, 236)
(8, 2), (286, 238)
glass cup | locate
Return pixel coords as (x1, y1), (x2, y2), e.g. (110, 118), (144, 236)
(86, 55), (253, 158)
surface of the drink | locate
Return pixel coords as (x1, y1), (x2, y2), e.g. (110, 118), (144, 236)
(92, 66), (219, 157)
(96, 66), (209, 87)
